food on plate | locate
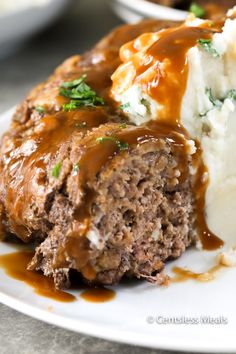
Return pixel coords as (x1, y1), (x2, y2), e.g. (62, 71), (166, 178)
(111, 13), (236, 248)
(0, 20), (195, 288)
(1, 12), (236, 289)
(149, 0), (236, 19)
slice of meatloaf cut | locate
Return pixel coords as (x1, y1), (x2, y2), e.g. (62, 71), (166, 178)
(27, 122), (195, 288)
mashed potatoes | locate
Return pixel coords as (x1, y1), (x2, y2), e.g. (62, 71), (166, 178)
(111, 15), (236, 247)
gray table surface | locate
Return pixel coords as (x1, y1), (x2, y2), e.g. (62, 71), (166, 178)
(0, 1), (199, 353)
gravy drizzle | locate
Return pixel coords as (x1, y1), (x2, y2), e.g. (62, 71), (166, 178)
(193, 144), (224, 250)
(0, 251), (76, 302)
(171, 264), (225, 283)
(147, 26), (216, 122)
(80, 288), (116, 303)
(0, 250), (117, 303)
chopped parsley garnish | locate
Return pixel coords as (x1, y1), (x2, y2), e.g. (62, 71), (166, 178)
(120, 102), (130, 111)
(200, 88), (236, 117)
(51, 162), (62, 178)
(119, 123), (127, 129)
(198, 39), (220, 58)
(96, 136), (129, 151)
(189, 2), (205, 18)
(59, 75), (105, 111)
(205, 88), (222, 108)
(63, 101), (79, 111)
(72, 163), (80, 176)
(141, 98), (151, 114)
(226, 89), (236, 100)
(35, 106), (45, 113)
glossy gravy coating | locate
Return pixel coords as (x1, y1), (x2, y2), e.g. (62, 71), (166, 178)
(171, 263), (226, 283)
(146, 26), (216, 121)
(0, 251), (76, 302)
(80, 288), (116, 302)
(0, 250), (117, 303)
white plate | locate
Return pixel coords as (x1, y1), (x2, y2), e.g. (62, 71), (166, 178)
(111, 0), (187, 23)
(1, 108), (236, 353)
(0, 0), (70, 58)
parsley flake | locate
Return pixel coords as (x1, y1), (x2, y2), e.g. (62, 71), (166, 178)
(35, 106), (45, 113)
(120, 103), (131, 111)
(52, 162), (62, 178)
(226, 89), (236, 100)
(200, 88), (236, 117)
(189, 2), (205, 18)
(198, 39), (220, 58)
(60, 75), (105, 111)
(119, 123), (127, 129)
(96, 137), (129, 151)
(205, 88), (222, 108)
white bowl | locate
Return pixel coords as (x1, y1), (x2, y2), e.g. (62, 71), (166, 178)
(112, 0), (188, 23)
(0, 0), (70, 58)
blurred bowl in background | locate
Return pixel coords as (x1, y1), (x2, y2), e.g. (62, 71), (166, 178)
(111, 0), (187, 23)
(0, 0), (70, 58)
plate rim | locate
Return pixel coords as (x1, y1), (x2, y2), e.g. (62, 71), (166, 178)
(0, 290), (234, 354)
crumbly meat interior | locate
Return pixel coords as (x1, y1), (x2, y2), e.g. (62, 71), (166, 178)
(28, 124), (195, 288)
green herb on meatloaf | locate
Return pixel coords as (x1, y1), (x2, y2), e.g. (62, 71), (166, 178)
(96, 137), (129, 151)
(51, 162), (62, 178)
(119, 123), (127, 129)
(35, 106), (45, 113)
(59, 75), (105, 111)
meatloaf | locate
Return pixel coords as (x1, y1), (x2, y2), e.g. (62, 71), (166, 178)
(0, 20), (196, 288)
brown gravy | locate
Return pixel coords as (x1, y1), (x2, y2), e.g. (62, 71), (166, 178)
(0, 251), (76, 302)
(147, 26), (216, 122)
(80, 288), (116, 303)
(193, 144), (224, 250)
(0, 250), (116, 303)
(171, 264), (225, 283)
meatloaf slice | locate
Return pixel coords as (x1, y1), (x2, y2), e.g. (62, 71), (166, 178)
(28, 123), (195, 288)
